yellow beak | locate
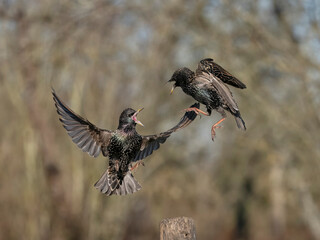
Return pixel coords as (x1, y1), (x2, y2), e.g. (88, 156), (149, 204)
(170, 86), (175, 95)
(136, 108), (144, 114)
(136, 121), (144, 127)
(133, 108), (144, 127)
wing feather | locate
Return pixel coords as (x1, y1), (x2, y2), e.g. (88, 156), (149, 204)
(197, 58), (246, 89)
(134, 103), (199, 161)
(52, 89), (112, 157)
(196, 72), (239, 113)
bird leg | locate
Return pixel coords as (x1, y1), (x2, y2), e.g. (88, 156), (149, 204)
(184, 107), (210, 116)
(211, 118), (226, 141)
(130, 161), (145, 172)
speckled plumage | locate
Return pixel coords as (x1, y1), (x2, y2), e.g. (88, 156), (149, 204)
(52, 89), (199, 196)
(107, 130), (142, 176)
(169, 58), (246, 132)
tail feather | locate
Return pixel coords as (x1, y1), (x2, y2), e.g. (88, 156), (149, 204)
(234, 113), (246, 131)
(114, 173), (142, 195)
(94, 168), (141, 196)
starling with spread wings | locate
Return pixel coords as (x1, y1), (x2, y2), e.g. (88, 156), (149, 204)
(52, 90), (198, 196)
(169, 58), (246, 141)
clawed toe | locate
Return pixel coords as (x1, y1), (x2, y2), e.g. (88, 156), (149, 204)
(183, 107), (209, 116)
(130, 161), (145, 171)
(210, 118), (226, 141)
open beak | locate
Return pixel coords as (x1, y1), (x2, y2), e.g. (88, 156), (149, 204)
(133, 108), (144, 127)
(170, 85), (176, 95)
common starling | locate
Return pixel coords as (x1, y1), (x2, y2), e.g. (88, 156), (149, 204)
(52, 89), (198, 196)
(168, 58), (246, 140)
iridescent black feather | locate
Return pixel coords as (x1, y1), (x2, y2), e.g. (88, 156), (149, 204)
(52, 89), (198, 196)
(169, 58), (246, 131)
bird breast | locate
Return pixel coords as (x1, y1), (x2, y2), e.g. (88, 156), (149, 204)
(107, 133), (142, 161)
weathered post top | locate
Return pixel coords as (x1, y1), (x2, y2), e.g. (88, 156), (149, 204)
(160, 217), (196, 240)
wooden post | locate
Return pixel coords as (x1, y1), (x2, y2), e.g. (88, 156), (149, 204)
(160, 217), (196, 240)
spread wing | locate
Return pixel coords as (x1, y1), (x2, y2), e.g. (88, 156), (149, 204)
(134, 103), (199, 161)
(197, 58), (246, 89)
(195, 72), (239, 113)
(52, 89), (112, 158)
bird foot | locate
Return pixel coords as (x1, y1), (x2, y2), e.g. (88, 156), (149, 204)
(211, 118), (226, 141)
(183, 107), (210, 116)
(130, 161), (145, 172)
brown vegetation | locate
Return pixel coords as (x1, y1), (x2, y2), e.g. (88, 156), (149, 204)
(1, 0), (320, 239)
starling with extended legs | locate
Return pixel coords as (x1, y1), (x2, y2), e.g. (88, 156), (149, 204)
(169, 58), (246, 141)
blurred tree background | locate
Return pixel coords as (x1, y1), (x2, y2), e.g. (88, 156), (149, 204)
(1, 0), (320, 239)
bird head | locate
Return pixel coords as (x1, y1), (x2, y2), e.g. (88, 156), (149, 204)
(118, 108), (144, 129)
(168, 67), (194, 94)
